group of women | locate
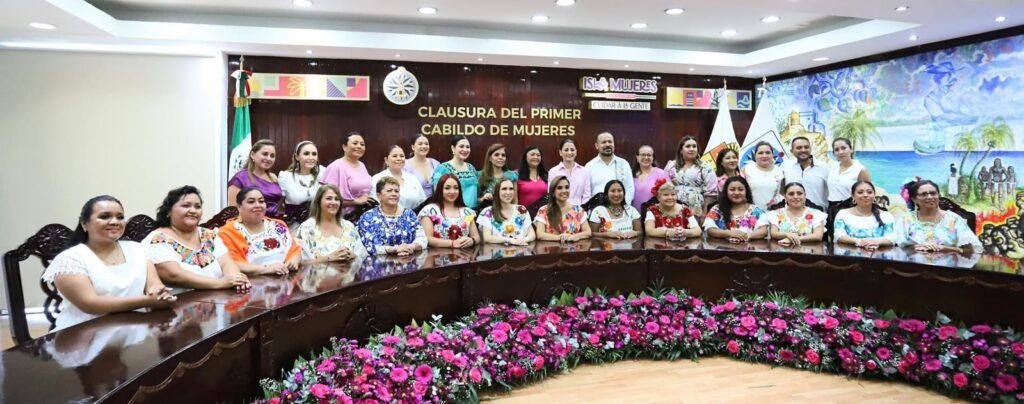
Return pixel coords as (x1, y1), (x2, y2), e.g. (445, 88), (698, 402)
(42, 133), (982, 330)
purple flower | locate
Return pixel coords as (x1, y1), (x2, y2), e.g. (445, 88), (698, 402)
(803, 312), (819, 325)
(316, 358), (337, 373)
(876, 347), (892, 360)
(354, 348), (372, 360)
(924, 358), (941, 371)
(490, 329), (508, 344)
(845, 311), (863, 321)
(376, 385), (392, 402)
(970, 324), (992, 334)
(899, 319), (926, 333)
(427, 332), (445, 344)
(390, 367), (410, 383)
(516, 329), (533, 344)
(469, 367), (483, 383)
(407, 337), (425, 347)
(770, 318), (787, 333)
(414, 364), (434, 383)
(644, 322), (661, 334)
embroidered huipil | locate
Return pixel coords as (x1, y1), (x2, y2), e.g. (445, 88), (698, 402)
(477, 205), (533, 239)
(534, 205), (588, 234)
(294, 218), (368, 260)
(417, 204), (476, 240)
(703, 205), (765, 233)
(645, 205), (700, 229)
(219, 218), (301, 265)
(357, 207), (428, 255)
(757, 207), (827, 236)
(142, 228), (226, 279)
(589, 205), (642, 233)
(896, 210), (982, 250)
(832, 209), (897, 242)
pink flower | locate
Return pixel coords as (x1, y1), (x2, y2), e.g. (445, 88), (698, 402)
(414, 364), (433, 383)
(937, 325), (958, 341)
(591, 310), (608, 322)
(688, 328), (702, 340)
(803, 313), (819, 325)
(711, 305), (725, 314)
(740, 315), (757, 330)
(845, 311), (863, 321)
(310, 384), (331, 399)
(805, 349), (821, 364)
(470, 367), (483, 383)
(770, 318), (787, 333)
(849, 330), (865, 345)
(476, 306), (494, 316)
(822, 316), (839, 330)
(441, 349), (456, 363)
(516, 329), (533, 344)
(565, 307), (580, 318)
(334, 389), (351, 403)
(727, 340), (740, 354)
(588, 333), (601, 345)
(664, 294), (679, 303)
(899, 319), (925, 333)
(609, 297), (623, 307)
(972, 355), (991, 371)
(493, 321), (512, 332)
(953, 373), (969, 388)
(270, 398), (281, 404)
(354, 348), (372, 360)
(778, 349), (795, 361)
(531, 326), (548, 336)
(427, 332), (445, 344)
(865, 360), (877, 370)
(533, 355), (546, 370)
(316, 358), (337, 373)
(970, 324), (992, 334)
(390, 367), (409, 383)
(376, 386), (392, 402)
(995, 374), (1019, 392)
(413, 382), (428, 397)
(1012, 342), (1024, 355)
(382, 335), (401, 344)
(874, 319), (890, 329)
(490, 329), (508, 344)
(659, 315), (671, 325)
(407, 337), (425, 347)
(924, 358), (942, 371)
(508, 364), (526, 379)
(876, 347), (892, 360)
(724, 301), (737, 311)
(645, 322), (661, 334)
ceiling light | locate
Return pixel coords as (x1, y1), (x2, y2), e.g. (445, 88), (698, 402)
(995, 16), (1006, 23)
(532, 15), (549, 23)
(665, 8), (684, 15)
(747, 70), (754, 74)
(28, 22), (56, 30)
(652, 75), (661, 79)
(631, 22), (648, 29)
(418, 7), (437, 14)
(309, 61), (318, 66)
(395, 53), (401, 58)
(530, 69), (538, 74)
(553, 61), (560, 65)
(556, 0), (575, 6)
(894, 5), (909, 11)
(812, 56), (830, 62)
(305, 49), (313, 54)
(720, 29), (737, 37)
(463, 66), (470, 71)
(292, 0), (313, 7)
(624, 64), (630, 68)
(477, 57), (484, 61)
(390, 64), (397, 69)
(521, 78), (527, 82)
(688, 67), (695, 72)
(909, 34), (918, 41)
(761, 16), (780, 23)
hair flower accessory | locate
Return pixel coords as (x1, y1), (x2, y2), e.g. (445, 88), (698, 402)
(651, 178), (671, 195)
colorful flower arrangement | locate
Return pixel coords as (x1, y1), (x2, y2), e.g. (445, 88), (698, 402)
(258, 290), (1023, 403)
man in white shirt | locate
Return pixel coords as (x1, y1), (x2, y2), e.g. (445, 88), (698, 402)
(585, 132), (635, 203)
(782, 136), (829, 209)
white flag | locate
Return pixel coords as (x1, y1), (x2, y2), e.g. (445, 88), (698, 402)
(700, 88), (739, 169)
(739, 88), (785, 167)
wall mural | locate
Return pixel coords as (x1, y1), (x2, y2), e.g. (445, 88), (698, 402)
(765, 33), (1024, 260)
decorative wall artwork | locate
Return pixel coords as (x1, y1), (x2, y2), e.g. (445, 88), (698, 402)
(249, 73), (370, 101)
(766, 33), (1024, 258)
(665, 88), (752, 110)
(383, 67), (420, 105)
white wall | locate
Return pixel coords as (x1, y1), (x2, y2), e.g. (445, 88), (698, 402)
(0, 50), (226, 308)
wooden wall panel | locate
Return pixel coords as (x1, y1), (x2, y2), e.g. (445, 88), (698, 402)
(227, 56), (756, 175)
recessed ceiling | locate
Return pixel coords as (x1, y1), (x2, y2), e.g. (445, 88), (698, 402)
(0, 0), (1020, 77)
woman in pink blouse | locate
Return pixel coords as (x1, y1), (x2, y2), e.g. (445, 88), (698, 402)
(517, 146), (548, 207)
(632, 145), (671, 211)
(321, 131), (374, 215)
(547, 139), (591, 205)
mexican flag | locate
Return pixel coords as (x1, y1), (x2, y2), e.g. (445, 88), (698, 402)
(228, 68), (252, 178)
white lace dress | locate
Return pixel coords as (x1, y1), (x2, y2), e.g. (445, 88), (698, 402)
(41, 241), (150, 330)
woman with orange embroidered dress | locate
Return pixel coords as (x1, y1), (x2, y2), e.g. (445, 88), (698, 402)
(219, 187), (301, 276)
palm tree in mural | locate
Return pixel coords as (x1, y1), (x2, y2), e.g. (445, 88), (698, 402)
(953, 129), (978, 201)
(967, 118), (1015, 182)
(830, 107), (881, 150)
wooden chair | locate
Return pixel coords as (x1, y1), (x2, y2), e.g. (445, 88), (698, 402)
(201, 206), (239, 229)
(526, 194), (550, 218)
(3, 224), (74, 344)
(282, 202), (311, 226)
(344, 200), (379, 223)
(581, 193), (606, 213)
(939, 197), (976, 231)
(826, 198), (890, 243)
(123, 214), (158, 242)
(639, 196), (659, 218)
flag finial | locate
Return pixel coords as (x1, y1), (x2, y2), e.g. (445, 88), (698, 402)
(762, 76), (767, 86)
(723, 78), (728, 89)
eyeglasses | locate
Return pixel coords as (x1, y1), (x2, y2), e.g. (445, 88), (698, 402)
(916, 191), (939, 198)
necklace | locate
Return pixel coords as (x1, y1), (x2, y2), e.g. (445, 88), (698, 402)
(95, 243), (124, 266)
(608, 205), (624, 217)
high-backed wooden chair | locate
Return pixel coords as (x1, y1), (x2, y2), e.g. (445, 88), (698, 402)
(526, 194), (550, 218)
(282, 202), (311, 226)
(123, 214), (158, 242)
(344, 200), (379, 224)
(201, 206), (239, 229)
(3, 224), (74, 344)
(581, 193), (606, 213)
(939, 197), (976, 231)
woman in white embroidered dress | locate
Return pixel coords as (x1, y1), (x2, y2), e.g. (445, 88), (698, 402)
(42, 196), (176, 330)
(759, 182), (826, 246)
(295, 184), (367, 263)
(143, 186), (250, 291)
(219, 187), (302, 275)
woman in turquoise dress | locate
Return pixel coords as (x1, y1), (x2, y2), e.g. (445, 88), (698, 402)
(432, 135), (480, 208)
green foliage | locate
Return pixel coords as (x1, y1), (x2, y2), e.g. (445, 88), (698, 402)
(829, 107), (882, 150)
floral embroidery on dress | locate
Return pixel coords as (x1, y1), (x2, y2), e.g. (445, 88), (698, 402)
(295, 219), (363, 259)
(649, 205), (693, 228)
(705, 205), (764, 231)
(536, 205), (587, 234)
(762, 208), (825, 236)
(148, 229), (218, 268)
(357, 208), (423, 255)
(236, 220), (292, 260)
(479, 205), (531, 238)
(418, 204), (476, 240)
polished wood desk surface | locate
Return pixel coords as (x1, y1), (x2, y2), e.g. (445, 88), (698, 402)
(3, 239), (1020, 403)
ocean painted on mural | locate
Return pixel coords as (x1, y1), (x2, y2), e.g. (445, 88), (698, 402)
(765, 33), (1024, 259)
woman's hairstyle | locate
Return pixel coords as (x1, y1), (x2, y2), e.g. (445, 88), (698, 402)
(479, 144), (507, 197)
(382, 144), (404, 172)
(245, 139), (276, 183)
(602, 179), (628, 210)
(633, 145), (657, 177)
(544, 176), (570, 233)
(851, 180), (885, 228)
(308, 184), (343, 225)
(714, 148), (740, 177)
(672, 135), (701, 171)
(450, 135), (470, 149)
(780, 182), (805, 206)
(517, 146), (548, 182)
(286, 141), (320, 179)
(832, 137), (854, 155)
(490, 178), (519, 224)
(428, 173), (466, 208)
(753, 141), (775, 161)
(906, 179), (940, 211)
(156, 185), (203, 228)
(651, 177), (674, 197)
(717, 176), (753, 229)
(559, 138), (575, 152)
(236, 186), (264, 206)
(71, 195), (123, 246)
(409, 133), (428, 156)
(375, 175), (401, 194)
